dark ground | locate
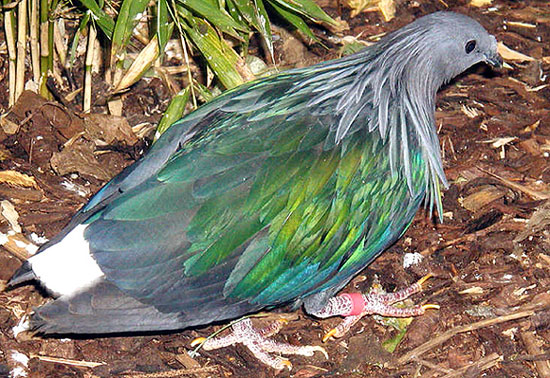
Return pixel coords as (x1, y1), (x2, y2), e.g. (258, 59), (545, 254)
(1, 0), (550, 376)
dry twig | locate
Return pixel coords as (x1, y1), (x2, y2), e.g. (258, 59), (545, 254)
(396, 295), (550, 365)
(440, 353), (502, 378)
(122, 366), (219, 377)
(478, 166), (550, 201)
(31, 354), (106, 368)
(413, 357), (455, 374)
(520, 331), (550, 378)
(419, 214), (518, 257)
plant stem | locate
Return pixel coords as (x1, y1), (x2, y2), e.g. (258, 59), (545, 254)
(53, 20), (67, 67)
(39, 0), (53, 98)
(179, 34), (197, 108)
(30, 0), (40, 84)
(84, 23), (97, 112)
(3, 2), (17, 105)
(15, 0), (28, 101)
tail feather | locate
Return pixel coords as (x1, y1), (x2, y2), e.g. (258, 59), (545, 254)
(12, 267), (260, 334)
(30, 281), (187, 334)
(8, 261), (37, 287)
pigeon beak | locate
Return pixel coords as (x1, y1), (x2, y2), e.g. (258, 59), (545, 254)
(485, 52), (503, 68)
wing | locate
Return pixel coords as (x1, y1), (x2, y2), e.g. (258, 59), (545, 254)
(77, 64), (429, 328)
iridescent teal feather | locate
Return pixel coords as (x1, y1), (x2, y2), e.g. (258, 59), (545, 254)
(85, 91), (430, 315)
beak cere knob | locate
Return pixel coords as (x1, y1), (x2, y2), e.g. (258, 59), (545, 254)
(486, 53), (503, 68)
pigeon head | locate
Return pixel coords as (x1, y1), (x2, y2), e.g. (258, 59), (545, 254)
(367, 12), (502, 96)
(421, 12), (502, 81)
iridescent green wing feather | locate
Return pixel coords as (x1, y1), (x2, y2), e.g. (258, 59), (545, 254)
(82, 58), (432, 323)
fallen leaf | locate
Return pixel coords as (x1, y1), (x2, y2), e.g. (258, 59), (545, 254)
(470, 0), (492, 7)
(459, 287), (485, 294)
(294, 366), (330, 377)
(30, 354), (105, 368)
(479, 136), (517, 149)
(41, 103), (85, 140)
(83, 113), (139, 147)
(0, 114), (20, 135)
(515, 201), (550, 243)
(505, 20), (536, 28)
(1, 200), (21, 233)
(0, 232), (38, 259)
(345, 0), (394, 21)
(461, 104), (480, 118)
(114, 36), (159, 93)
(0, 170), (38, 189)
(50, 139), (116, 181)
(378, 0), (395, 21)
(522, 120), (540, 133)
(461, 186), (507, 212)
(519, 138), (541, 156)
(107, 98), (123, 117)
(10, 90), (48, 119)
(498, 42), (535, 62)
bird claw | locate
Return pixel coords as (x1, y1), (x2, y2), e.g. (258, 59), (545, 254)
(278, 358), (292, 371)
(322, 313), (362, 342)
(416, 273), (433, 288)
(189, 317), (327, 370)
(299, 345), (329, 359)
(322, 328), (337, 343)
(422, 303), (440, 311)
(190, 337), (207, 347)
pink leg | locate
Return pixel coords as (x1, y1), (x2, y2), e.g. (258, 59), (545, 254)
(310, 274), (438, 341)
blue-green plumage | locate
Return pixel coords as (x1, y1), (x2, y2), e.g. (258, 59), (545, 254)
(9, 11), (502, 334)
(87, 80), (428, 314)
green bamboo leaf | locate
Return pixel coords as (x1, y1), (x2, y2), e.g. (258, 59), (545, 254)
(226, 0), (249, 23)
(254, 0), (273, 58)
(157, 0), (173, 54)
(111, 0), (150, 60)
(228, 0), (255, 23)
(225, 0), (250, 39)
(114, 35), (160, 92)
(77, 0), (114, 37)
(177, 0), (248, 38)
(229, 0), (273, 57)
(380, 316), (413, 353)
(180, 15), (245, 89)
(225, 0), (251, 52)
(203, 0), (218, 7)
(155, 87), (191, 139)
(340, 40), (368, 56)
(68, 12), (91, 68)
(382, 327), (407, 353)
(268, 0), (336, 25)
(269, 0), (317, 42)
(175, 2), (192, 19)
(192, 80), (215, 102)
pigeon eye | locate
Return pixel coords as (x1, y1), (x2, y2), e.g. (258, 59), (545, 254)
(465, 40), (476, 54)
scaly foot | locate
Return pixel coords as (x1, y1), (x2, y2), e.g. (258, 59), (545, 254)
(191, 317), (327, 370)
(314, 273), (438, 341)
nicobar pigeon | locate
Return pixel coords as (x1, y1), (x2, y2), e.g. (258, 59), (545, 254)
(10, 11), (502, 370)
